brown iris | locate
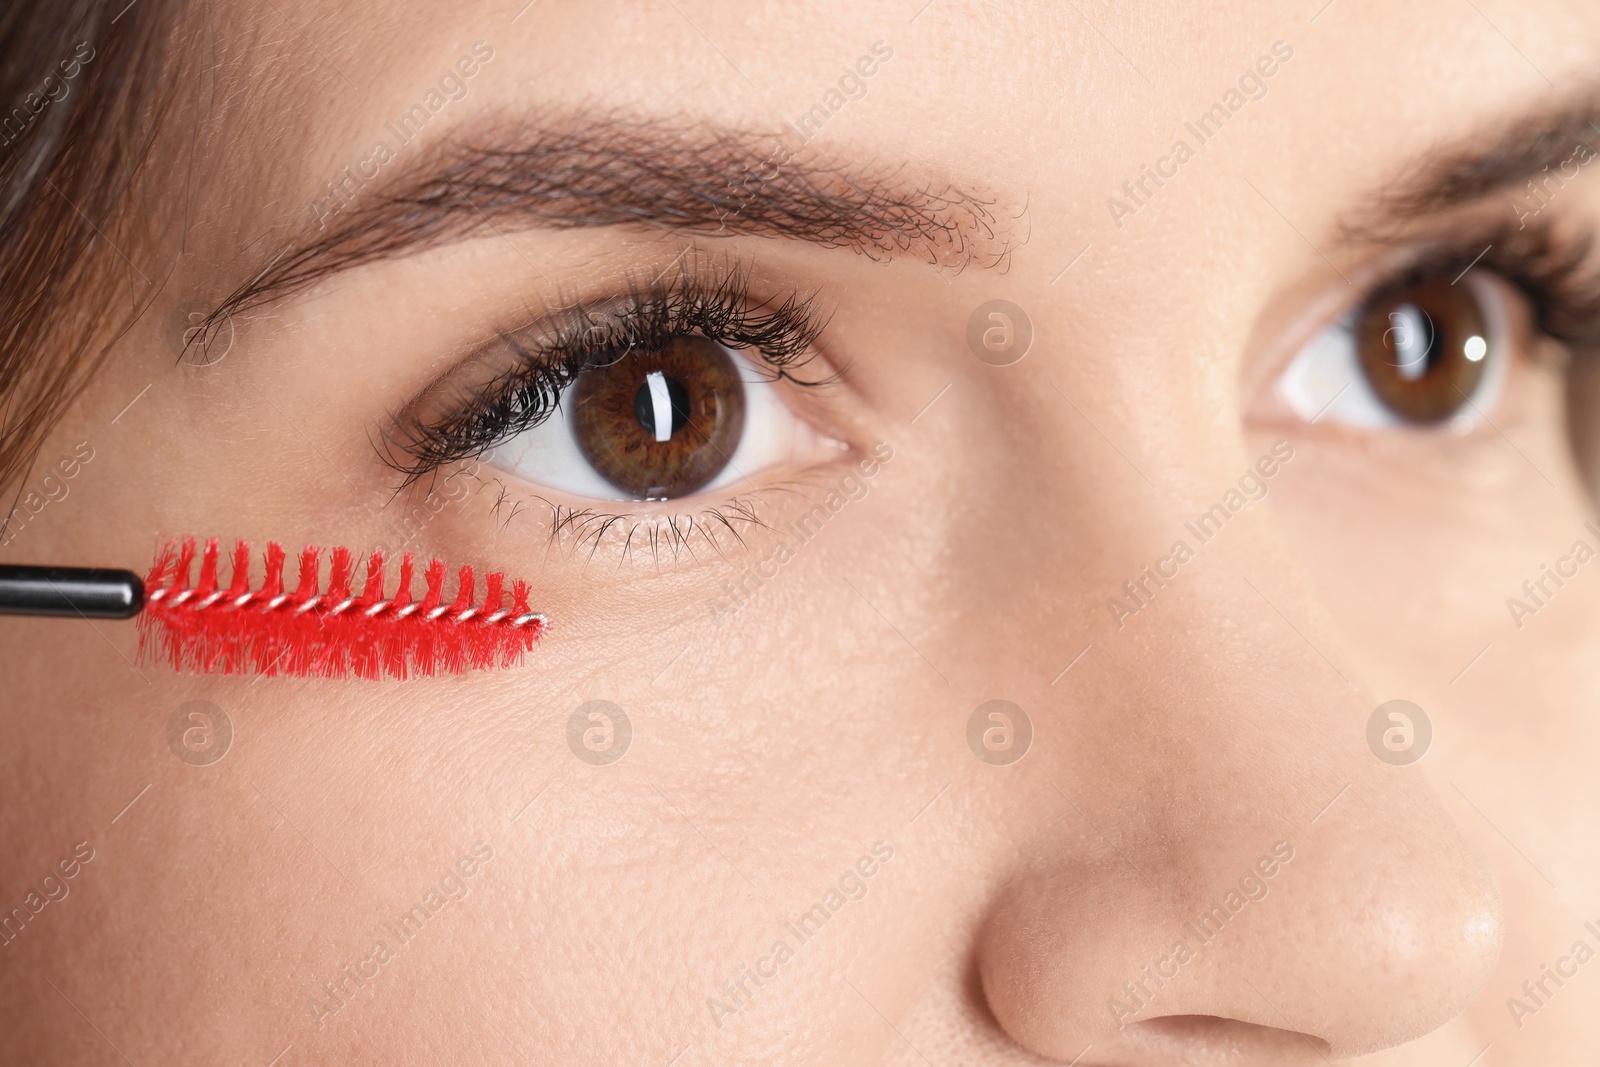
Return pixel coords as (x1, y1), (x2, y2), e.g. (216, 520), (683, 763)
(1355, 278), (1490, 423)
(570, 335), (746, 499)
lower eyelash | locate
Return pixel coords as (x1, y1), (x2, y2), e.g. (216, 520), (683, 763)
(484, 475), (773, 563)
(382, 263), (829, 492)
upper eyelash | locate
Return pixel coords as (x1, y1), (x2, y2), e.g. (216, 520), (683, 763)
(1382, 210), (1600, 349)
(1486, 221), (1600, 349)
(380, 266), (829, 490)
(381, 210), (1600, 493)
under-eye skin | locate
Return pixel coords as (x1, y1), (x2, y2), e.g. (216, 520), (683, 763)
(380, 265), (835, 504)
(1272, 212), (1600, 431)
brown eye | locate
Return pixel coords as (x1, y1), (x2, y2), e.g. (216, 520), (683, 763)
(1355, 278), (1490, 424)
(570, 335), (746, 499)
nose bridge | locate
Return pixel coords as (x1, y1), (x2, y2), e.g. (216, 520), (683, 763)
(1100, 533), (1365, 828)
(1017, 419), (1357, 792)
(970, 441), (1504, 1061)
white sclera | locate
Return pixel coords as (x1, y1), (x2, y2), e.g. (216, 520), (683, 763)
(488, 343), (827, 501)
(1277, 272), (1509, 428)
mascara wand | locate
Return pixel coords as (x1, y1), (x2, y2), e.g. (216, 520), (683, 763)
(0, 538), (546, 680)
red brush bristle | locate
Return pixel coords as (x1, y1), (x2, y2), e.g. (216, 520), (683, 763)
(262, 543), (286, 600)
(194, 539), (220, 599)
(225, 542), (252, 599)
(327, 547), (354, 601)
(173, 539), (195, 592)
(137, 538), (547, 680)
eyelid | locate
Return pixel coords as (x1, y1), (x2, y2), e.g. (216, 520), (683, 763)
(486, 343), (844, 503)
(379, 260), (833, 492)
(1247, 207), (1600, 421)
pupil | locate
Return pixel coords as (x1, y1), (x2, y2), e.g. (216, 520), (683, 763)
(569, 335), (746, 500)
(633, 371), (691, 441)
(1355, 278), (1489, 424)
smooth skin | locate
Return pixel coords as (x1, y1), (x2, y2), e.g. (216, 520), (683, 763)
(2, 0), (1599, 1063)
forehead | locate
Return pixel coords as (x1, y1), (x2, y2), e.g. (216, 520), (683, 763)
(193, 0), (1600, 285)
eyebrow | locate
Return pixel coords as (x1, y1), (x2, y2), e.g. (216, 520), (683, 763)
(1346, 92), (1600, 238)
(203, 116), (1010, 328)
(205, 94), (1600, 337)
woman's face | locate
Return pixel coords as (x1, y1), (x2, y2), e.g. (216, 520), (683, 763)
(5, 0), (1600, 1063)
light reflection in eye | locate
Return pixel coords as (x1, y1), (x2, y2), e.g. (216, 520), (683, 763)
(1389, 305), (1430, 380)
(487, 341), (835, 502)
(1277, 272), (1510, 431)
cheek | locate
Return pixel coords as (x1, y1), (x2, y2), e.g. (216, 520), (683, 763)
(1253, 357), (1591, 728)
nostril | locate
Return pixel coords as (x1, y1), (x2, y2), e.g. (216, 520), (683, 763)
(974, 809), (1506, 1063)
(1130, 1016), (1333, 1063)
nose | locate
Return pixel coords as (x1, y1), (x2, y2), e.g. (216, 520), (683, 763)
(973, 499), (1503, 1063)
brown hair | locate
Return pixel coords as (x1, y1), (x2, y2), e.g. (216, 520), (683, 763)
(0, 0), (179, 502)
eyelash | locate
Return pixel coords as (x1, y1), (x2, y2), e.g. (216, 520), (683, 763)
(1385, 211), (1600, 352)
(380, 205), (1600, 516)
(382, 266), (829, 492)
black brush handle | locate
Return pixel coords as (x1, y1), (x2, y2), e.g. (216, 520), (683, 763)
(0, 565), (144, 618)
